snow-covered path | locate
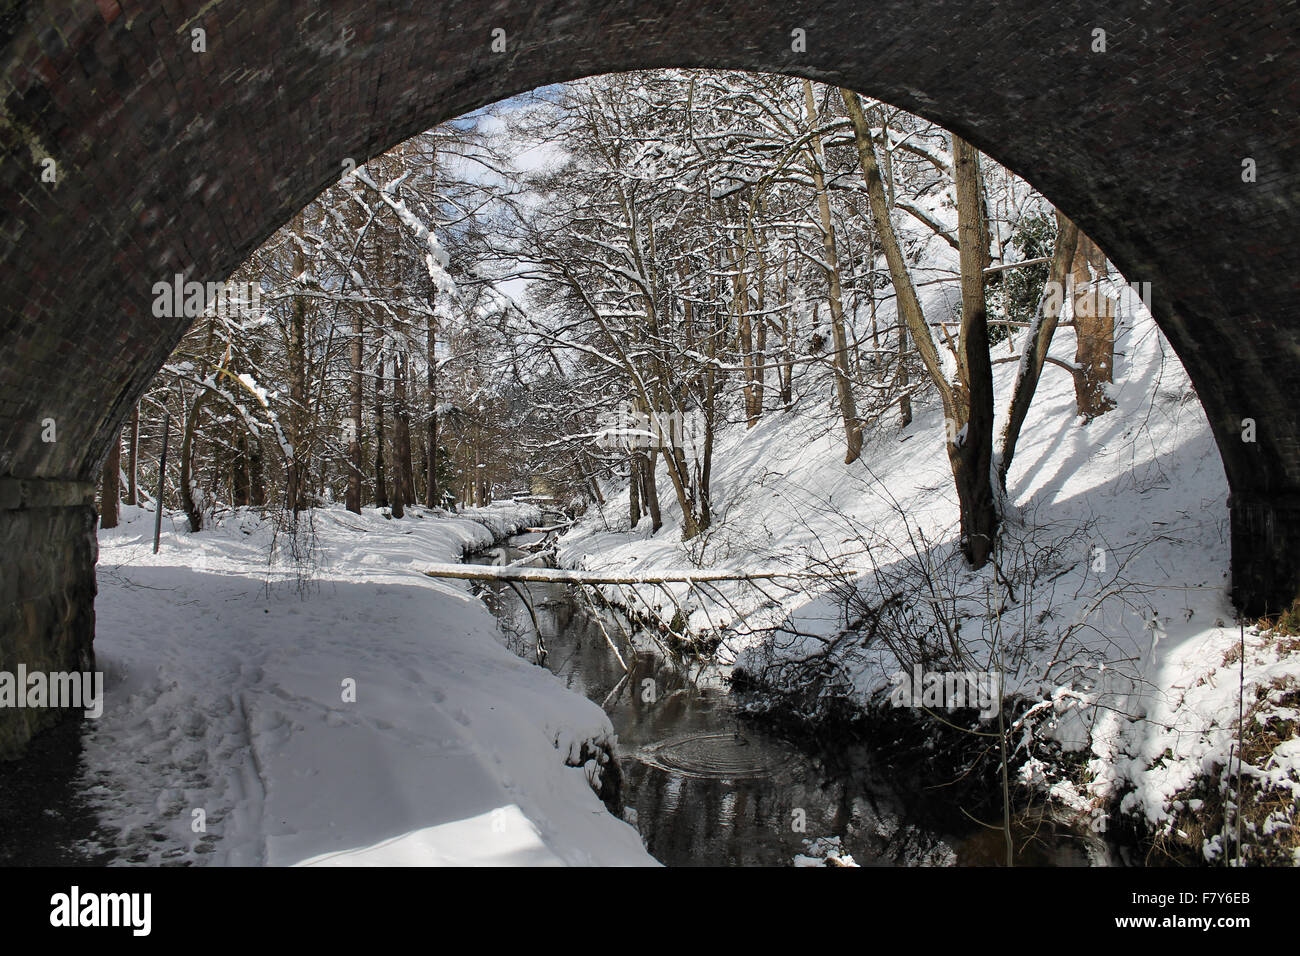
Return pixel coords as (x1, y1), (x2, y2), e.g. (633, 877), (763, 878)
(84, 505), (655, 866)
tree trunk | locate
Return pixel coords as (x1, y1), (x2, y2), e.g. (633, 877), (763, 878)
(779, 253), (794, 406)
(582, 453), (605, 506)
(393, 352), (413, 517)
(996, 210), (1080, 488)
(729, 232), (758, 428)
(425, 305), (439, 507)
(249, 434), (266, 507)
(232, 431), (251, 507)
(898, 320), (913, 427)
(699, 301), (719, 532)
(100, 425), (121, 529)
(374, 342), (388, 509)
(180, 389), (212, 533)
(126, 404), (139, 506)
(804, 79), (862, 464)
(628, 453), (641, 526)
(641, 450), (662, 532)
(949, 133), (997, 568)
(346, 309), (364, 513)
(752, 225), (768, 419)
(287, 245), (308, 515)
(395, 353), (416, 512)
(841, 88), (952, 410)
(1070, 232), (1117, 422)
(841, 87), (998, 568)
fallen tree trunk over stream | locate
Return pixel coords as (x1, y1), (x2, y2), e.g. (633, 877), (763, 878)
(423, 565), (821, 585)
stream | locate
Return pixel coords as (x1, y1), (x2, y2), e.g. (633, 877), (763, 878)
(468, 529), (1102, 867)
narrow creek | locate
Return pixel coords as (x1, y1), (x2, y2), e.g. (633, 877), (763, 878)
(468, 527), (1102, 867)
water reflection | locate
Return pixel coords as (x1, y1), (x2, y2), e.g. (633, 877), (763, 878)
(468, 539), (980, 867)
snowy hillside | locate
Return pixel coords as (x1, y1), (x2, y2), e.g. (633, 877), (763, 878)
(558, 286), (1300, 862)
(86, 504), (654, 866)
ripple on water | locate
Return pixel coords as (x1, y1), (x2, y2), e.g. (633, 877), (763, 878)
(637, 732), (793, 780)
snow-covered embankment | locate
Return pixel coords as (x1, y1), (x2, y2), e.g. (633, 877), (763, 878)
(556, 289), (1300, 863)
(86, 503), (654, 866)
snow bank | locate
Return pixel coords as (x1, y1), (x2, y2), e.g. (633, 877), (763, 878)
(85, 503), (653, 866)
(558, 284), (1299, 854)
(454, 501), (543, 541)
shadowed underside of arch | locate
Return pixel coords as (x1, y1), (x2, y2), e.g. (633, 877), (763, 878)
(0, 0), (1297, 754)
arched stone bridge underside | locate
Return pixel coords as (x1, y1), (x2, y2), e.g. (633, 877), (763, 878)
(0, 0), (1297, 753)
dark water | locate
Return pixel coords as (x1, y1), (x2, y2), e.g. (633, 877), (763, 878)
(468, 534), (1099, 867)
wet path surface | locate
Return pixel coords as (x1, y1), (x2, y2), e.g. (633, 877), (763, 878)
(0, 718), (114, 865)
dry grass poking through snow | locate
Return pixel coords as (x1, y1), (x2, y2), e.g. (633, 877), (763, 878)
(1143, 621), (1300, 866)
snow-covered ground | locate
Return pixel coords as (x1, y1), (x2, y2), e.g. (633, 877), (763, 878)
(79, 292), (1297, 864)
(85, 502), (654, 866)
(557, 287), (1300, 860)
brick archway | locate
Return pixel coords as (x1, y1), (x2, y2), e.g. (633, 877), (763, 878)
(1, 1), (1297, 753)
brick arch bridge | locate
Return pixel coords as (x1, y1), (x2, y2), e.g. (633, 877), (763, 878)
(0, 1), (1296, 754)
